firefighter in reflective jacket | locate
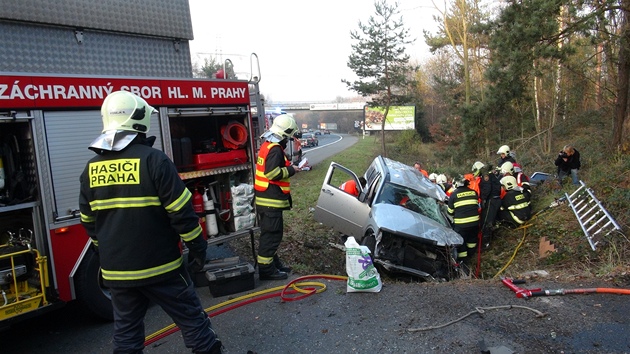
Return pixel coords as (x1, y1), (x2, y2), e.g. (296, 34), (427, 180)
(79, 91), (222, 353)
(254, 114), (301, 280)
(447, 177), (480, 269)
(497, 176), (532, 227)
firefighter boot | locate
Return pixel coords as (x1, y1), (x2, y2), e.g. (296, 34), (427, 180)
(273, 255), (292, 273)
(258, 263), (288, 281)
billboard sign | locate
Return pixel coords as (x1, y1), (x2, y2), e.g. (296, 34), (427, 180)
(363, 105), (415, 131)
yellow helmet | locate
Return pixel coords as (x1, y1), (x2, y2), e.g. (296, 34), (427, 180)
(269, 114), (298, 140)
(472, 161), (485, 177)
(89, 91), (156, 151)
(500, 161), (514, 175)
(101, 91), (155, 134)
(500, 176), (518, 190)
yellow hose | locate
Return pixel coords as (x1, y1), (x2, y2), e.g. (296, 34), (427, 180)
(146, 274), (347, 342)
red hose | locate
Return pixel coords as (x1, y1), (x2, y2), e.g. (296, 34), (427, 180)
(144, 274), (347, 346)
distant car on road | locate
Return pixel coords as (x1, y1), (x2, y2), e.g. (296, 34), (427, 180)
(314, 130), (322, 135)
(323, 130), (331, 134)
(301, 133), (318, 148)
(314, 156), (463, 281)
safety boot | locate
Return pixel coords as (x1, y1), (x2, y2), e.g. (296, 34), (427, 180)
(273, 255), (292, 273)
(258, 263), (288, 281)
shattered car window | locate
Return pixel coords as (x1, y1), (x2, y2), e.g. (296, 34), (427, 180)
(375, 182), (450, 228)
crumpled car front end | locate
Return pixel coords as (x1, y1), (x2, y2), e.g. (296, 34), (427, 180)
(368, 204), (463, 281)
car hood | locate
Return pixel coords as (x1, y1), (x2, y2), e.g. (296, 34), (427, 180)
(370, 204), (463, 246)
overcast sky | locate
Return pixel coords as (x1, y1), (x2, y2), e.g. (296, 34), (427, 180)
(188, 0), (441, 103)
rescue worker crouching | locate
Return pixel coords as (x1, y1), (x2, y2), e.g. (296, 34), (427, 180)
(447, 176), (480, 273)
(79, 91), (222, 354)
(255, 114), (301, 280)
(497, 175), (532, 227)
(499, 161), (531, 197)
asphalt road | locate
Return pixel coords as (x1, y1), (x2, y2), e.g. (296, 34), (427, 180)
(4, 274), (629, 354)
(299, 133), (358, 167)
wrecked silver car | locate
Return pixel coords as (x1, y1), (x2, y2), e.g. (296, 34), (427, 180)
(314, 156), (463, 281)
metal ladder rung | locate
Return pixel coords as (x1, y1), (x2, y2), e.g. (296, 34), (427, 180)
(565, 180), (624, 251)
(587, 218), (611, 235)
(576, 201), (596, 216)
(582, 209), (602, 226)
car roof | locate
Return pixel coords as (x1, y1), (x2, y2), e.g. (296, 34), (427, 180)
(378, 156), (446, 200)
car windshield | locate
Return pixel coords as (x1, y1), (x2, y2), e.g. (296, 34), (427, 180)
(374, 182), (450, 227)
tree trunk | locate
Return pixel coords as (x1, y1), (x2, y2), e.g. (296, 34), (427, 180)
(612, 0), (630, 150)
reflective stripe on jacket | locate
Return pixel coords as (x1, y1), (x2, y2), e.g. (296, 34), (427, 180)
(254, 141), (293, 209)
(79, 142), (202, 287)
(447, 186), (480, 227)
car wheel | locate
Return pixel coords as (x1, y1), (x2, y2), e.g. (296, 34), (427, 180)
(361, 230), (376, 255)
(76, 249), (114, 321)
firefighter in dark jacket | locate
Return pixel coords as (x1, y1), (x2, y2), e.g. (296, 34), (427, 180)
(447, 176), (480, 270)
(496, 145), (517, 167)
(473, 161), (502, 248)
(79, 91), (222, 354)
(497, 176), (532, 227)
(254, 114), (301, 280)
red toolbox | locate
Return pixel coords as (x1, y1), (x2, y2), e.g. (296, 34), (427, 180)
(193, 149), (248, 170)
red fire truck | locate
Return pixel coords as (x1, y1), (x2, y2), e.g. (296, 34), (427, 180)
(0, 72), (264, 324)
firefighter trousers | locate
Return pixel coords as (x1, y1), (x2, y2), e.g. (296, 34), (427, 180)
(454, 225), (479, 261)
(257, 210), (284, 266)
(481, 198), (501, 244)
(109, 267), (219, 354)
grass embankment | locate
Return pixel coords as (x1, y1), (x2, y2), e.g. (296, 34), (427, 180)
(236, 132), (629, 284)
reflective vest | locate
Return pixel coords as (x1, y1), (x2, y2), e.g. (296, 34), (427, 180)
(255, 141), (292, 209)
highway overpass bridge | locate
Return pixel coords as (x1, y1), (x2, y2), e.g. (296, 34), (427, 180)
(267, 102), (367, 112)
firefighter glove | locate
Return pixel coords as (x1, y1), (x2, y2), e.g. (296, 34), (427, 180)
(188, 249), (206, 273)
(185, 237), (207, 272)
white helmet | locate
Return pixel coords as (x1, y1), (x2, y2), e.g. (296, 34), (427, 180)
(436, 174), (447, 184)
(472, 161), (485, 177)
(89, 91), (156, 151)
(263, 114), (298, 142)
(428, 173), (438, 182)
(500, 176), (518, 191)
(497, 145), (510, 155)
(500, 161), (514, 175)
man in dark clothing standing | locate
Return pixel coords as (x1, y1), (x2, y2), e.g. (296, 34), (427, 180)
(472, 161), (502, 248)
(555, 145), (581, 185)
(79, 91), (221, 354)
(254, 114), (301, 280)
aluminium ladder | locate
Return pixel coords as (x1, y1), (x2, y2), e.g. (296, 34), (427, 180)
(565, 181), (624, 250)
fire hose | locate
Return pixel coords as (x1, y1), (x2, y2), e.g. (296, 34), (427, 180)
(501, 277), (630, 298)
(491, 197), (568, 279)
(144, 274), (348, 347)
